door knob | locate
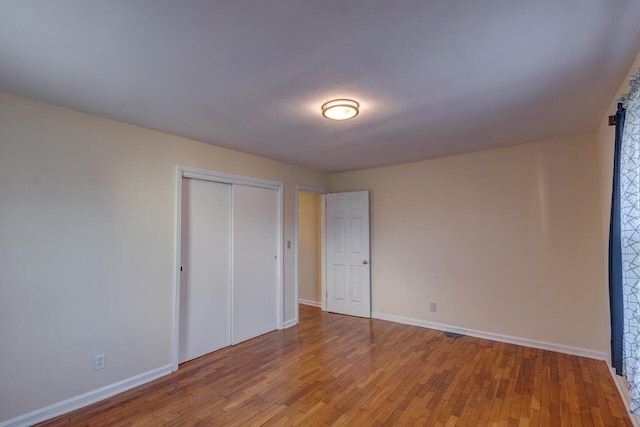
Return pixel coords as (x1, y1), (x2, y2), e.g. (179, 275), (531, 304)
(363, 260), (368, 265)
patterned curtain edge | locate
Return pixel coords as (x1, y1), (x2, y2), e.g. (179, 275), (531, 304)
(619, 68), (640, 107)
(617, 67), (640, 414)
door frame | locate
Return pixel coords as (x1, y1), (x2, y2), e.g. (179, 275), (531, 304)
(173, 165), (284, 372)
(294, 185), (328, 326)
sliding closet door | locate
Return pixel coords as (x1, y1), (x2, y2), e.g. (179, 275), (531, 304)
(232, 185), (278, 344)
(179, 178), (231, 363)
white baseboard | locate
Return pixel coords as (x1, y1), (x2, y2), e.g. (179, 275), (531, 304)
(283, 318), (298, 329)
(0, 364), (172, 427)
(609, 368), (640, 427)
(371, 312), (608, 361)
(298, 299), (321, 308)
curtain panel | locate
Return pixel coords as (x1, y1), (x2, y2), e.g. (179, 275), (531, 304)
(618, 69), (640, 413)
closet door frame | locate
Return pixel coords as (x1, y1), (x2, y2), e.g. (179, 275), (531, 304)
(172, 165), (284, 372)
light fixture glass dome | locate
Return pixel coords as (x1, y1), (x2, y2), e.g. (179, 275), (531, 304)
(321, 99), (359, 120)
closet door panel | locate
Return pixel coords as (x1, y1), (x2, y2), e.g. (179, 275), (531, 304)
(179, 178), (231, 363)
(232, 185), (278, 344)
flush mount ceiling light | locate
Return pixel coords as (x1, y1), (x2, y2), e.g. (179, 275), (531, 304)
(321, 99), (360, 121)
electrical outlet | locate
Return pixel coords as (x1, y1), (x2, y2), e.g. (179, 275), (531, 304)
(430, 303), (437, 313)
(94, 354), (105, 371)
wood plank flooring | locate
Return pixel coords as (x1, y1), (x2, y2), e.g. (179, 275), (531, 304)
(41, 305), (631, 426)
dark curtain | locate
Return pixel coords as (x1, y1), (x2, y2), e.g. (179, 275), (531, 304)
(610, 102), (626, 375)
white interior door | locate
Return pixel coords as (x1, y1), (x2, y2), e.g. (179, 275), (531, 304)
(232, 185), (279, 344)
(179, 178), (231, 363)
(326, 191), (371, 318)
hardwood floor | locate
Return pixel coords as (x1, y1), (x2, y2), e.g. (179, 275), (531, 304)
(41, 305), (630, 426)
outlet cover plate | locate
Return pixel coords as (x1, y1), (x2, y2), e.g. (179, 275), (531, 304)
(94, 354), (105, 370)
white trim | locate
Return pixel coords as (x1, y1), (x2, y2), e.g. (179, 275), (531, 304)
(276, 184), (284, 331)
(0, 365), (172, 427)
(371, 312), (608, 361)
(229, 184), (235, 345)
(172, 168), (182, 372)
(298, 298), (322, 308)
(320, 194), (327, 312)
(283, 318), (298, 329)
(174, 165), (284, 371)
(294, 185), (328, 326)
(609, 368), (640, 427)
(181, 166), (282, 189)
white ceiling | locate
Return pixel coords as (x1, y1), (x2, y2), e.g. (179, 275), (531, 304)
(1, 1), (640, 172)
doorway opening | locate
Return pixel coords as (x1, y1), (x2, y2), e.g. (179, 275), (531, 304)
(294, 186), (327, 324)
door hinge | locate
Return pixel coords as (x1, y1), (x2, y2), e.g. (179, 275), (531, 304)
(180, 266), (183, 271)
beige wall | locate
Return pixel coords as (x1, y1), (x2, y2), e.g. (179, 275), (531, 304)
(298, 191), (322, 304)
(0, 91), (330, 422)
(332, 134), (608, 354)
